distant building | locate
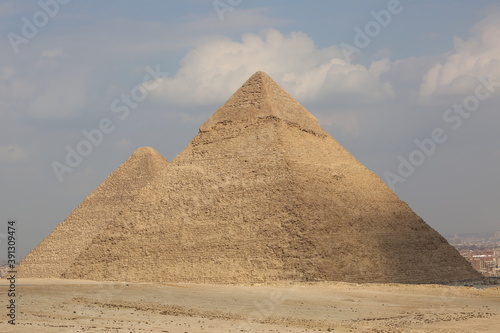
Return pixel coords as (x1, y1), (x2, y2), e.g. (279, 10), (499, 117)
(462, 248), (500, 277)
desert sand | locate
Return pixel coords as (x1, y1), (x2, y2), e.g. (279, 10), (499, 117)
(1, 279), (498, 332)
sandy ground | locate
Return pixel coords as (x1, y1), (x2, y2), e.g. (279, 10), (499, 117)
(0, 279), (499, 332)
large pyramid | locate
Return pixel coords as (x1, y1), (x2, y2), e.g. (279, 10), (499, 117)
(19, 72), (481, 283)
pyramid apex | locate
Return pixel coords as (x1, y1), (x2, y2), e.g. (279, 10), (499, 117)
(249, 70), (270, 78)
(126, 147), (168, 172)
(129, 146), (166, 160)
(199, 72), (325, 134)
(242, 71), (279, 89)
(133, 146), (159, 155)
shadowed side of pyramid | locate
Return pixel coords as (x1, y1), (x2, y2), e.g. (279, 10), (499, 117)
(59, 72), (481, 283)
(270, 124), (481, 283)
(18, 147), (168, 278)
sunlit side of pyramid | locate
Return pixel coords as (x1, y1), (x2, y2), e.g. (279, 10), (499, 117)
(18, 147), (168, 278)
(34, 71), (481, 284)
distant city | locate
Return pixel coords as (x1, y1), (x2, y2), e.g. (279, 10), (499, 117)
(446, 231), (500, 277)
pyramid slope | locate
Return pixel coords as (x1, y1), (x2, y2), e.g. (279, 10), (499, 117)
(63, 106), (480, 283)
(18, 147), (168, 278)
(273, 123), (480, 282)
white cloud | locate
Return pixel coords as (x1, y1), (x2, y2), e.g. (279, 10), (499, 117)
(316, 112), (361, 137)
(0, 47), (91, 119)
(37, 48), (67, 69)
(27, 71), (90, 119)
(146, 29), (395, 106)
(23, 50), (93, 119)
(0, 2), (20, 17)
(40, 48), (66, 59)
(0, 145), (27, 163)
(420, 12), (500, 98)
(0, 67), (37, 117)
(117, 138), (132, 150)
(0, 66), (15, 81)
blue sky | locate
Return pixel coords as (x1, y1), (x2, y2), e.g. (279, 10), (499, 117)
(1, 0), (500, 260)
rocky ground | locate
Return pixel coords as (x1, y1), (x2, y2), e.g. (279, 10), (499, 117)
(1, 278), (499, 332)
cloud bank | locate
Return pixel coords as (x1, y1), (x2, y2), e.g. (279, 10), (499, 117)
(420, 12), (500, 98)
(146, 29), (395, 106)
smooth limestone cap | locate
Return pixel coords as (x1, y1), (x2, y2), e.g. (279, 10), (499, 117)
(200, 71), (325, 135)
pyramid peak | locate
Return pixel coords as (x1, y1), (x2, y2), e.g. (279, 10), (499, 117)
(248, 71), (271, 79)
(199, 72), (325, 135)
(132, 146), (160, 155)
(122, 147), (168, 176)
(240, 71), (280, 91)
(129, 146), (168, 162)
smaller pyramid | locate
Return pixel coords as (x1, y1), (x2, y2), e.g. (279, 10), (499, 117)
(18, 147), (168, 278)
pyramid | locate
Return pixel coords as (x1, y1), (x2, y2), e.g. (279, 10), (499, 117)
(18, 147), (169, 278)
(19, 72), (481, 283)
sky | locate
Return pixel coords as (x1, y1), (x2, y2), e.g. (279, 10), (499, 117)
(1, 0), (500, 261)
